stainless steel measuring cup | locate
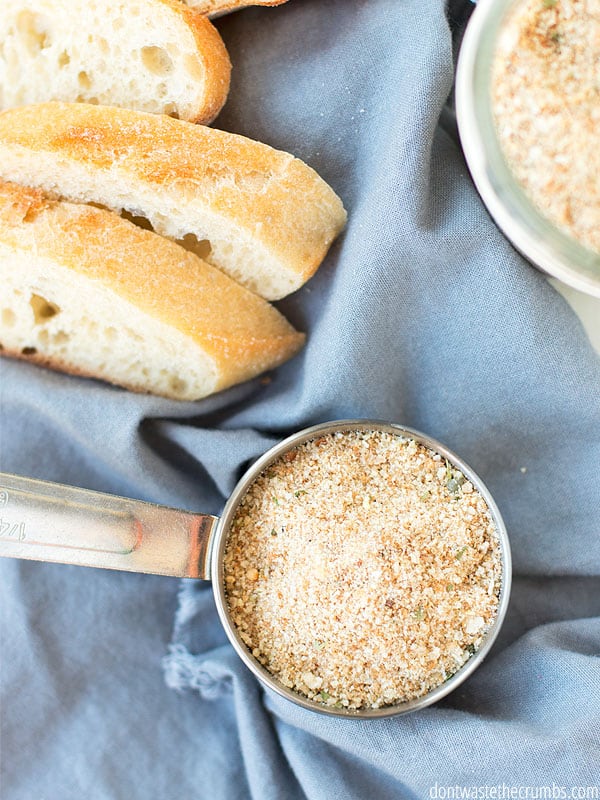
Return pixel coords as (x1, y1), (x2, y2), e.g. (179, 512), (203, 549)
(0, 419), (512, 718)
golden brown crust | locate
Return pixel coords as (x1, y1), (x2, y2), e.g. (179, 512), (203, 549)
(0, 180), (304, 396)
(0, 346), (152, 396)
(0, 103), (347, 297)
(189, 0), (287, 12)
(0, 180), (49, 224)
(157, 0), (232, 123)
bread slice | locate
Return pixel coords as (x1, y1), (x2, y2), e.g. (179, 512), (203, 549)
(0, 0), (231, 124)
(185, 0), (287, 16)
(0, 180), (304, 401)
(0, 102), (347, 301)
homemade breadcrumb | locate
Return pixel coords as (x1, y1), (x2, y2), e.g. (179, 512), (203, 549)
(491, 0), (600, 254)
(223, 430), (502, 710)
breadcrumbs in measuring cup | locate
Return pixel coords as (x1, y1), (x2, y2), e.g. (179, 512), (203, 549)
(223, 430), (502, 711)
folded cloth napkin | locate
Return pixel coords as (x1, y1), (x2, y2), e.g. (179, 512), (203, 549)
(1, 1), (599, 798)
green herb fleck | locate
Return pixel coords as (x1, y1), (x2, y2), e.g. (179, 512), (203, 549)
(445, 460), (453, 481)
(447, 478), (460, 495)
(318, 690), (330, 702)
(414, 605), (425, 621)
(334, 701), (345, 709)
(455, 546), (468, 560)
(444, 671), (455, 682)
(270, 528), (278, 536)
(465, 643), (477, 656)
(294, 489), (308, 497)
(446, 583), (454, 592)
(543, 0), (557, 7)
(420, 490), (431, 501)
(447, 468), (465, 496)
(272, 495), (279, 505)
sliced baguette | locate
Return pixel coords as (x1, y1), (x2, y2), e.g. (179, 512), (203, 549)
(0, 0), (231, 124)
(0, 102), (347, 301)
(186, 0), (287, 15)
(0, 180), (304, 401)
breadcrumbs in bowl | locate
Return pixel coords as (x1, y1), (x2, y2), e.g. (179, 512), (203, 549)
(223, 429), (504, 712)
(456, 0), (600, 297)
(491, 0), (600, 255)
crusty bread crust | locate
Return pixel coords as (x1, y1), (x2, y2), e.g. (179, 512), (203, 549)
(0, 344), (157, 397)
(0, 103), (347, 300)
(167, 0), (232, 122)
(0, 180), (304, 399)
(0, 0), (231, 124)
(187, 0), (287, 13)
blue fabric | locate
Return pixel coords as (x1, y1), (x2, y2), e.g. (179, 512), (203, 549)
(1, 1), (599, 797)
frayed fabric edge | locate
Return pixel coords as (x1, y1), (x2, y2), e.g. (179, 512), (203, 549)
(163, 643), (234, 700)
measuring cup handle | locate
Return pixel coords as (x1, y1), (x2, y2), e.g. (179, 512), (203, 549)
(0, 472), (218, 579)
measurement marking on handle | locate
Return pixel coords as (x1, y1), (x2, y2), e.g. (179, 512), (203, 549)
(0, 518), (26, 542)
